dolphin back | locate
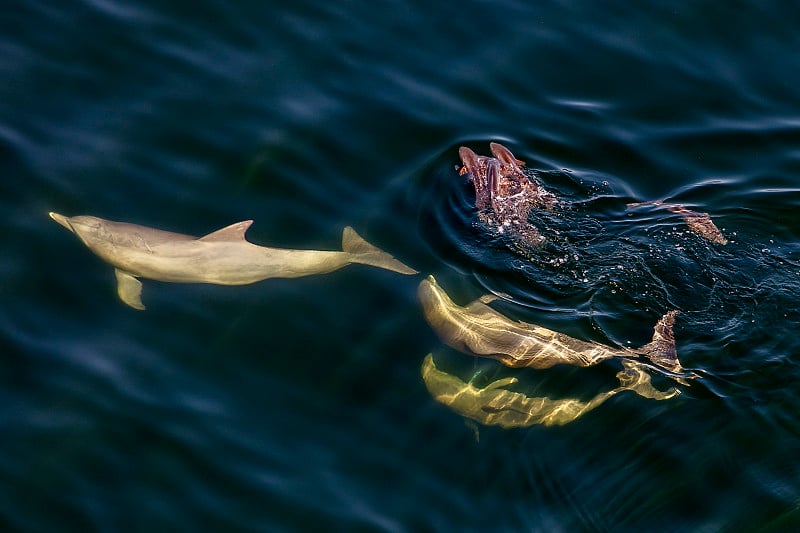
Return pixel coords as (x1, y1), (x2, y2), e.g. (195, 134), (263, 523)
(341, 227), (417, 275)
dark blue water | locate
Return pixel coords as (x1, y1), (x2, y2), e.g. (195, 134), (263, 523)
(4, 1), (800, 531)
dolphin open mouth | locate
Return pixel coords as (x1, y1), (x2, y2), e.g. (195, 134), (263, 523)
(49, 212), (75, 233)
(457, 143), (556, 247)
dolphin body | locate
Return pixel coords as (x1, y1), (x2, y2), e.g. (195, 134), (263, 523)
(50, 212), (417, 310)
(626, 201), (727, 245)
(421, 354), (678, 428)
(418, 275), (691, 377)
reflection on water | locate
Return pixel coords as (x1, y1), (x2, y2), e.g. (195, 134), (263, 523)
(421, 354), (677, 429)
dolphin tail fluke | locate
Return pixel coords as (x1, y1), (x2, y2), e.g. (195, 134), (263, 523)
(115, 269), (146, 310)
(341, 227), (418, 275)
(637, 310), (684, 373)
(616, 360), (680, 400)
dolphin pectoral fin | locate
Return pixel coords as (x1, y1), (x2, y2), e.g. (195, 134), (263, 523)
(638, 310), (685, 373)
(478, 294), (499, 305)
(115, 269), (145, 310)
(481, 376), (518, 391)
(341, 227), (418, 275)
(198, 220), (253, 242)
(478, 290), (513, 305)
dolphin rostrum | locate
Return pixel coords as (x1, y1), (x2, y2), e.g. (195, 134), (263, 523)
(50, 212), (417, 310)
(421, 354), (678, 428)
(418, 275), (692, 377)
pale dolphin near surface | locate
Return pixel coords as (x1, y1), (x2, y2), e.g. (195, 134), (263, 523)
(418, 275), (693, 377)
(50, 212), (417, 310)
(421, 354), (678, 428)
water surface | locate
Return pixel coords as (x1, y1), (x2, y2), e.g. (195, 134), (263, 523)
(3, 1), (800, 531)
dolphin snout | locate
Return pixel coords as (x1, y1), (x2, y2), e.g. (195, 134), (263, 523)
(49, 212), (75, 233)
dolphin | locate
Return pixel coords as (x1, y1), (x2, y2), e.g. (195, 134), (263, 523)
(458, 143), (556, 246)
(626, 201), (727, 245)
(421, 354), (678, 428)
(50, 212), (417, 310)
(418, 275), (692, 377)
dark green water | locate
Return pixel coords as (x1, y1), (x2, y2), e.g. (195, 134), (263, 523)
(3, 1), (800, 531)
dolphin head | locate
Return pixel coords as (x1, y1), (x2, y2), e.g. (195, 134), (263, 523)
(417, 275), (442, 307)
(49, 212), (106, 242)
(417, 275), (463, 330)
(458, 143), (546, 210)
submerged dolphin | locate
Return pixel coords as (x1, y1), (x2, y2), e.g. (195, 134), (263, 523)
(50, 212), (417, 310)
(418, 275), (691, 376)
(627, 201), (727, 245)
(421, 354), (678, 428)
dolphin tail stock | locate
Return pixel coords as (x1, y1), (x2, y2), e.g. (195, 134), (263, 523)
(341, 227), (418, 275)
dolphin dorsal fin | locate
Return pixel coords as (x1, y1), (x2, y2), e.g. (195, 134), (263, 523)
(638, 310), (684, 373)
(198, 220), (253, 242)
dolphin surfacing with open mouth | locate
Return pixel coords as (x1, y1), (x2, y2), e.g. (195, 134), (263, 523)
(458, 142), (556, 246)
(50, 212), (417, 310)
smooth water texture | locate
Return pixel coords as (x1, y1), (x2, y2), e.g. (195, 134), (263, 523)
(3, 1), (800, 531)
